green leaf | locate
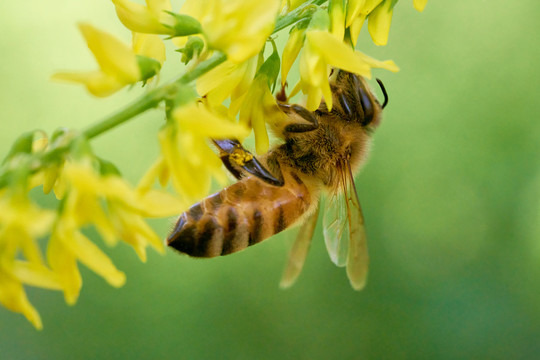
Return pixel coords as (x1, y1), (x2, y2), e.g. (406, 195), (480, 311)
(2, 131), (35, 165)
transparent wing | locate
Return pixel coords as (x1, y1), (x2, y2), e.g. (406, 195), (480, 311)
(322, 168), (350, 267)
(279, 203), (320, 289)
(344, 160), (369, 290)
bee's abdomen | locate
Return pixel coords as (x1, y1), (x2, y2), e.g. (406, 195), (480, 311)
(167, 173), (310, 258)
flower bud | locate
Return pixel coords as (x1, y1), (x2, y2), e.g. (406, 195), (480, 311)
(163, 11), (203, 37)
(177, 36), (204, 64)
(136, 55), (162, 82)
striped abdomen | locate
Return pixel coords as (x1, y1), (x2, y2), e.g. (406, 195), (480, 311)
(167, 170), (311, 257)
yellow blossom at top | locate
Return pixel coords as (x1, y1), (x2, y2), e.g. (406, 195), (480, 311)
(413, 0), (428, 12)
(299, 30), (398, 111)
(52, 24), (164, 97)
(345, 0), (385, 46)
(180, 0), (281, 63)
(111, 0), (173, 34)
(368, 0), (395, 46)
(52, 23), (140, 96)
(329, 0), (346, 41)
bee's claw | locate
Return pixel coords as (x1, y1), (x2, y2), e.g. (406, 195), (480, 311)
(213, 139), (284, 186)
(243, 157), (284, 186)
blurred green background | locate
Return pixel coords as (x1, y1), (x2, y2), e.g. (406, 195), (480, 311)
(2, 1), (540, 359)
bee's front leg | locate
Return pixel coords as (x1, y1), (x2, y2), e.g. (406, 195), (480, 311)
(277, 103), (319, 134)
(212, 139), (284, 186)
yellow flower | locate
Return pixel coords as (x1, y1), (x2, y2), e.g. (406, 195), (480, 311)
(196, 56), (258, 111)
(180, 0), (281, 63)
(299, 30), (398, 111)
(53, 24), (165, 97)
(329, 0), (346, 41)
(107, 201), (163, 262)
(413, 0), (428, 12)
(0, 193), (56, 269)
(0, 273), (43, 329)
(0, 190), (58, 329)
(44, 159), (186, 304)
(111, 0), (173, 34)
(47, 211), (126, 305)
(281, 27), (305, 86)
(239, 76), (284, 154)
(62, 160), (185, 219)
(132, 32), (166, 65)
(368, 0), (395, 46)
(157, 102), (250, 200)
(52, 23), (140, 97)
(346, 0), (383, 25)
(345, 0), (384, 46)
(349, 14), (367, 47)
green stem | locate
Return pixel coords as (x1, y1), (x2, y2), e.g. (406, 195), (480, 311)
(82, 86), (169, 140)
(274, 0), (327, 33)
(82, 53), (227, 140)
(177, 52), (227, 84)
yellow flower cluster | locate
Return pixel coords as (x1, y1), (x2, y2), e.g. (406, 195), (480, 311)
(2, 0), (428, 328)
(142, 102), (250, 201)
(0, 135), (185, 329)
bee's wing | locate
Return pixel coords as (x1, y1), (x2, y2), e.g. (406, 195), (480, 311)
(322, 169), (350, 267)
(344, 159), (369, 290)
(323, 159), (369, 290)
(279, 203), (320, 289)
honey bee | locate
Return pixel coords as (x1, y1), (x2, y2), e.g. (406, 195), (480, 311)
(167, 69), (388, 290)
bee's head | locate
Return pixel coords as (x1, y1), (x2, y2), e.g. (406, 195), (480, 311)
(329, 69), (388, 129)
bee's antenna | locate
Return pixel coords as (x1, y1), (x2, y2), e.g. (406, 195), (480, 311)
(376, 78), (389, 109)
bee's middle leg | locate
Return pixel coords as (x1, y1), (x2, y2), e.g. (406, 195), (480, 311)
(278, 103), (319, 133)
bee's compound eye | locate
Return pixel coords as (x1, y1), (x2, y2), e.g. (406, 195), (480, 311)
(359, 89), (374, 126)
(338, 91), (354, 119)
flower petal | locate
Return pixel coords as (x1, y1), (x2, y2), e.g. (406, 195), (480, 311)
(52, 71), (126, 98)
(413, 0), (428, 12)
(174, 103), (250, 139)
(349, 14), (366, 47)
(132, 33), (166, 64)
(78, 23), (140, 82)
(281, 28), (305, 86)
(66, 232), (126, 288)
(111, 0), (172, 34)
(306, 31), (372, 77)
(368, 0), (394, 46)
(12, 261), (62, 290)
(330, 0), (346, 40)
(0, 274), (42, 329)
(47, 229), (82, 305)
(346, 0), (366, 27)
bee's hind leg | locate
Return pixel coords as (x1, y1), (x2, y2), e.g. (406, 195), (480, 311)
(278, 103), (319, 133)
(212, 139), (284, 186)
